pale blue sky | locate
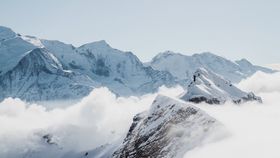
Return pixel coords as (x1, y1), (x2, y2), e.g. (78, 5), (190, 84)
(0, 0), (279, 65)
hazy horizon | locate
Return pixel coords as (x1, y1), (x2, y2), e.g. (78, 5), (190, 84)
(1, 0), (279, 65)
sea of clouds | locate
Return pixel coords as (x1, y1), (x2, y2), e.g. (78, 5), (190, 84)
(1, 71), (280, 158)
(184, 71), (280, 158)
(0, 86), (184, 157)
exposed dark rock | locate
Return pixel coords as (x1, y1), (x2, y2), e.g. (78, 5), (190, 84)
(113, 95), (224, 158)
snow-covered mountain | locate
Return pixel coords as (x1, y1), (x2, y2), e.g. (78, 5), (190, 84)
(180, 68), (262, 104)
(0, 26), (176, 101)
(42, 39), (176, 96)
(148, 51), (275, 84)
(0, 25), (274, 102)
(0, 26), (39, 76)
(112, 95), (224, 158)
(0, 48), (97, 102)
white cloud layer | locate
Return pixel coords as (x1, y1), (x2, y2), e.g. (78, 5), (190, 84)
(0, 86), (184, 157)
(238, 71), (280, 94)
(184, 72), (280, 158)
(1, 71), (280, 158)
(267, 64), (280, 71)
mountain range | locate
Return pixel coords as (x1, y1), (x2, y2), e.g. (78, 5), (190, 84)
(0, 26), (275, 102)
(148, 51), (274, 84)
(0, 25), (273, 158)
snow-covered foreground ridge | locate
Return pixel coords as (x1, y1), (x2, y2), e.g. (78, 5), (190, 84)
(0, 25), (275, 102)
(112, 95), (225, 158)
(0, 94), (225, 158)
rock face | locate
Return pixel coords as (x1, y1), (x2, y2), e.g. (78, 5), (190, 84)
(148, 51), (275, 84)
(113, 95), (223, 158)
(180, 68), (262, 104)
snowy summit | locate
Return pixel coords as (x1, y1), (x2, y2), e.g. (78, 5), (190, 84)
(180, 68), (262, 104)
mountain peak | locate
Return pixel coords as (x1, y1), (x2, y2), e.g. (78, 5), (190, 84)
(113, 95), (223, 158)
(79, 40), (111, 50)
(151, 51), (184, 63)
(197, 51), (214, 56)
(236, 58), (253, 66)
(180, 68), (262, 104)
(192, 52), (226, 60)
(158, 50), (183, 57)
(0, 26), (17, 41)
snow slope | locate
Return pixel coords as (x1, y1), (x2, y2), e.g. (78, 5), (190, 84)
(180, 68), (262, 104)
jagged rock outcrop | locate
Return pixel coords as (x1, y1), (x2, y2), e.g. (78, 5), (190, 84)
(112, 95), (224, 158)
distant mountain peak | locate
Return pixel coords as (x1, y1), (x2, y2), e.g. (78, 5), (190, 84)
(156, 50), (183, 57)
(79, 40), (111, 50)
(151, 51), (184, 63)
(0, 26), (17, 41)
(193, 51), (214, 56)
(149, 50), (275, 83)
(236, 58), (253, 66)
(192, 52), (231, 62)
(0, 25), (14, 33)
